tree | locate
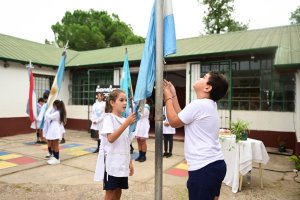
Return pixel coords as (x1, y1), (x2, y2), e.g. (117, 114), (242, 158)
(51, 9), (144, 51)
(290, 6), (300, 24)
(199, 0), (248, 34)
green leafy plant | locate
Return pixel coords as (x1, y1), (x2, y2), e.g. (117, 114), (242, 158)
(289, 155), (300, 171)
(230, 119), (250, 143)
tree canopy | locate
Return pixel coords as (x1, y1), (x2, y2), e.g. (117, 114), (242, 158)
(51, 9), (145, 51)
(199, 0), (248, 34)
(290, 6), (300, 24)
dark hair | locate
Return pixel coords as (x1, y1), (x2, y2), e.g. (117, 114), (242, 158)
(53, 100), (67, 125)
(38, 97), (45, 103)
(43, 90), (50, 100)
(105, 89), (125, 113)
(96, 92), (105, 100)
(207, 72), (228, 102)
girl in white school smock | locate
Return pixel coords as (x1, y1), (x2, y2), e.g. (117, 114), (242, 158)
(90, 91), (106, 153)
(97, 89), (136, 200)
(134, 101), (150, 162)
(43, 100), (66, 165)
(163, 106), (176, 158)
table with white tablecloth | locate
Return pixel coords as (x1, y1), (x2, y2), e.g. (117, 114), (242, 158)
(219, 135), (270, 193)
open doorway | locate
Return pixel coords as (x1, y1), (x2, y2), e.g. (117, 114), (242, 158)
(131, 69), (186, 139)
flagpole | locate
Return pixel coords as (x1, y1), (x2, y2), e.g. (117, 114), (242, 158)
(155, 0), (164, 199)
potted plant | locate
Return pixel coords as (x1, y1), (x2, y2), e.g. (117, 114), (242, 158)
(277, 136), (286, 153)
(289, 155), (300, 171)
(230, 119), (250, 142)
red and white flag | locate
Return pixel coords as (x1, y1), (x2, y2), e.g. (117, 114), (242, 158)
(26, 63), (37, 123)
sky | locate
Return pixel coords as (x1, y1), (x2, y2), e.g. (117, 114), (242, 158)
(0, 0), (299, 44)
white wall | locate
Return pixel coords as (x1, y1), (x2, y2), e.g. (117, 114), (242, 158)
(67, 105), (89, 120)
(0, 61), (70, 117)
(231, 110), (296, 132)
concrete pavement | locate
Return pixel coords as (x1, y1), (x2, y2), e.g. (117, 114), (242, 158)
(0, 130), (299, 200)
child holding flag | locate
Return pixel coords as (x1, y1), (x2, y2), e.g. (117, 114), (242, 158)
(163, 72), (228, 200)
(99, 89), (136, 200)
(43, 100), (67, 165)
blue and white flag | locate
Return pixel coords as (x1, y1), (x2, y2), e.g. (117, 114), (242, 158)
(134, 0), (176, 103)
(120, 51), (133, 117)
(43, 51), (66, 118)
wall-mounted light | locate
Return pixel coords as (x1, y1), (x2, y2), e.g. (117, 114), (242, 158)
(250, 55), (255, 60)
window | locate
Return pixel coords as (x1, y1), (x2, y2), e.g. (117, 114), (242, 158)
(34, 74), (54, 99)
(71, 69), (114, 105)
(200, 58), (295, 112)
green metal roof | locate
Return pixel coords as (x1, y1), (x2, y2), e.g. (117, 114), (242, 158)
(0, 24), (299, 68)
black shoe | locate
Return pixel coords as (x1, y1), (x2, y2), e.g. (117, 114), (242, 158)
(135, 156), (141, 161)
(163, 152), (168, 157)
(93, 148), (99, 153)
(138, 157), (146, 162)
(60, 138), (66, 144)
(166, 153), (172, 158)
(130, 146), (134, 154)
(35, 140), (41, 144)
(40, 141), (47, 144)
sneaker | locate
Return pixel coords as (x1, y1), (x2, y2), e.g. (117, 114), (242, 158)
(163, 152), (168, 157)
(47, 157), (60, 165)
(60, 138), (66, 144)
(45, 153), (52, 160)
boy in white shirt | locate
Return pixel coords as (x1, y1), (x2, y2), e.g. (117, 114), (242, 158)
(163, 72), (228, 200)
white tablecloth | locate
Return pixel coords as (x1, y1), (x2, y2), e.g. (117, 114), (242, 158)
(219, 136), (270, 193)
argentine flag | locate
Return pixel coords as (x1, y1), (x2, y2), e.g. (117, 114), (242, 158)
(134, 0), (176, 102)
(44, 51), (66, 116)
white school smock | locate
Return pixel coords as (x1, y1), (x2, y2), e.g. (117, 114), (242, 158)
(135, 104), (150, 138)
(163, 106), (176, 134)
(94, 134), (108, 182)
(90, 101), (106, 131)
(101, 113), (131, 177)
(178, 99), (224, 171)
(43, 109), (65, 140)
(30, 103), (43, 129)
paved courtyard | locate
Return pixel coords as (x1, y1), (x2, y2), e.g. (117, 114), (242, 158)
(0, 130), (299, 199)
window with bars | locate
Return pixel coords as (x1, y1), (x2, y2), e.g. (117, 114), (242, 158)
(71, 69), (114, 105)
(200, 58), (295, 112)
(34, 74), (54, 99)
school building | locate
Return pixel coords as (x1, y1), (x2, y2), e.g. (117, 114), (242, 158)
(0, 24), (300, 155)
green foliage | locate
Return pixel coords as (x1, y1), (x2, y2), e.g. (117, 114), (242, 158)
(230, 119), (249, 142)
(290, 6), (300, 24)
(51, 9), (145, 51)
(289, 155), (300, 170)
(199, 0), (248, 34)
